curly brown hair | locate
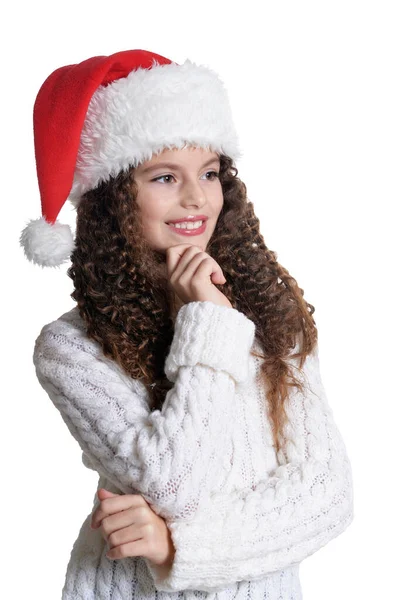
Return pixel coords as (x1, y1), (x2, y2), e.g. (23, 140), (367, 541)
(67, 153), (318, 455)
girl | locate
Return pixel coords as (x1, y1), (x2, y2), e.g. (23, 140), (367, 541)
(20, 49), (354, 599)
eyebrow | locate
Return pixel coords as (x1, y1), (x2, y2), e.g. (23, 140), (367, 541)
(139, 156), (220, 175)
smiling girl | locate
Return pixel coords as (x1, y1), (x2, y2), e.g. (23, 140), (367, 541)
(20, 49), (354, 599)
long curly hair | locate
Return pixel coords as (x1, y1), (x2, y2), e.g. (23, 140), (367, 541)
(68, 153), (318, 455)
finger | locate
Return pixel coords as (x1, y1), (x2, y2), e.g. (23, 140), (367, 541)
(165, 244), (199, 279)
(168, 245), (203, 283)
(97, 488), (119, 499)
(177, 249), (224, 288)
(193, 256), (223, 285)
(92, 493), (150, 528)
(107, 522), (148, 549)
(106, 538), (149, 561)
(91, 489), (119, 527)
(165, 245), (190, 280)
(91, 494), (144, 529)
(172, 250), (210, 288)
(171, 244), (221, 281)
(100, 505), (149, 537)
(91, 494), (146, 529)
(211, 267), (227, 284)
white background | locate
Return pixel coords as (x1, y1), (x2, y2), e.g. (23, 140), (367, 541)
(2, 1), (398, 598)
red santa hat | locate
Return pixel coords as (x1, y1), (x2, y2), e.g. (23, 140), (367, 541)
(20, 48), (242, 267)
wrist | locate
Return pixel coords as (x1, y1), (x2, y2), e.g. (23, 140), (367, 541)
(150, 524), (176, 569)
(163, 530), (176, 567)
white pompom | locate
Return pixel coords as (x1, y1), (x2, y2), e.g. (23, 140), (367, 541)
(19, 216), (75, 267)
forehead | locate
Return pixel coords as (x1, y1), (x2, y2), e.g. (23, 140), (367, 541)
(136, 147), (220, 173)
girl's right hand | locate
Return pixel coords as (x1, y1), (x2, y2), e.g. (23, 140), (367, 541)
(166, 244), (232, 309)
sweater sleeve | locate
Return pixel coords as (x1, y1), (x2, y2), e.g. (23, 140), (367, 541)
(144, 343), (354, 592)
(33, 301), (255, 520)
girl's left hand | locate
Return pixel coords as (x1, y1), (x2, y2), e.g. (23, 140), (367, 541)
(90, 488), (175, 567)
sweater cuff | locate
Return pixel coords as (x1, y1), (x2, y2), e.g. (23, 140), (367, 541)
(144, 553), (222, 593)
(144, 558), (183, 593)
(164, 301), (256, 384)
(144, 546), (226, 593)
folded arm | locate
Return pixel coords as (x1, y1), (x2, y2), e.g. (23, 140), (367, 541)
(144, 343), (354, 592)
(33, 301), (255, 520)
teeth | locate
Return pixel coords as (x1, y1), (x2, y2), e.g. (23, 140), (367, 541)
(169, 220), (204, 230)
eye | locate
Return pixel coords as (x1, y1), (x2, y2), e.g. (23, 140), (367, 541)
(151, 174), (174, 183)
(204, 170), (220, 180)
(151, 170), (220, 184)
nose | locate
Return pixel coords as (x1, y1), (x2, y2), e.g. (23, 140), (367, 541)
(180, 178), (207, 209)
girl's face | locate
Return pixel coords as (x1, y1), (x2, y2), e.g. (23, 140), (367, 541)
(134, 146), (223, 254)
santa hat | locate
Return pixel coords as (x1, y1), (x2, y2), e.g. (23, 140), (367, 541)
(19, 49), (242, 268)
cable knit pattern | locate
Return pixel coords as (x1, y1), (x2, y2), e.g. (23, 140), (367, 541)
(145, 346), (354, 592)
(165, 301), (254, 383)
(32, 301), (354, 599)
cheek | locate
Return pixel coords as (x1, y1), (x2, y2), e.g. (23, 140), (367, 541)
(139, 197), (165, 222)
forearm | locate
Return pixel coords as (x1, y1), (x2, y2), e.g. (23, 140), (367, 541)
(144, 344), (355, 591)
(34, 301), (255, 519)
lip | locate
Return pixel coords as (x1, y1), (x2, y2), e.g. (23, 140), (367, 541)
(166, 215), (208, 224)
(166, 220), (207, 236)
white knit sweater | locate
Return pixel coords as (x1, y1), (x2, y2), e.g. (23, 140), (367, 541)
(32, 301), (354, 600)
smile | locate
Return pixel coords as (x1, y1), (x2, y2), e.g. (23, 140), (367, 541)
(166, 220), (207, 236)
